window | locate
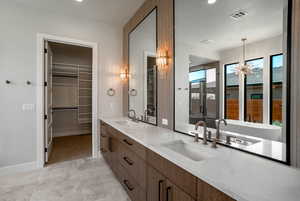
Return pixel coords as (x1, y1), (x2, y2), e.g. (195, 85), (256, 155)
(224, 63), (239, 120)
(270, 54), (283, 126)
(244, 58), (264, 123)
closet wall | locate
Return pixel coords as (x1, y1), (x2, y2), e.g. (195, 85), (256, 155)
(50, 42), (92, 137)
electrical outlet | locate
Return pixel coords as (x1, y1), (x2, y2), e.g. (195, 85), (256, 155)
(162, 118), (168, 126)
(22, 104), (35, 111)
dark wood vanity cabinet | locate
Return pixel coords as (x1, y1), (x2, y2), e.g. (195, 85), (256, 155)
(198, 180), (235, 201)
(100, 121), (235, 201)
(100, 122), (112, 167)
(147, 165), (166, 201)
(147, 166), (194, 201)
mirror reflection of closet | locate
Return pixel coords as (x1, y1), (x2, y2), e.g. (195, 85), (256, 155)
(128, 8), (157, 125)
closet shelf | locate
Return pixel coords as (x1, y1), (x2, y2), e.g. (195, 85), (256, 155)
(53, 74), (78, 78)
(52, 107), (78, 111)
(79, 79), (92, 82)
(53, 62), (92, 68)
(78, 118), (92, 124)
(79, 96), (92, 98)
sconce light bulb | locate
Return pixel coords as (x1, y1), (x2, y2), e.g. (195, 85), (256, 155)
(208, 0), (216, 4)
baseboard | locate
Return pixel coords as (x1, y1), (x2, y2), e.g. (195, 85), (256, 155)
(53, 129), (92, 137)
(0, 161), (38, 176)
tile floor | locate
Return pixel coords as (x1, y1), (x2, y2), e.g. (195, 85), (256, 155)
(0, 157), (131, 201)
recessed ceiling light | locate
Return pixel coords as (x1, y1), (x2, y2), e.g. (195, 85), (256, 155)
(75, 0), (84, 2)
(208, 0), (217, 4)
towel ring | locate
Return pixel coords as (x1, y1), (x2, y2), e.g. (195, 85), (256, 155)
(107, 88), (116, 96)
(129, 89), (137, 96)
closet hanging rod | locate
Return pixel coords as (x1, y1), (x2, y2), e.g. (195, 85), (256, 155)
(52, 107), (78, 111)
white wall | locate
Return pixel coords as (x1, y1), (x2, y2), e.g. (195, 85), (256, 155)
(219, 35), (283, 124)
(0, 2), (123, 168)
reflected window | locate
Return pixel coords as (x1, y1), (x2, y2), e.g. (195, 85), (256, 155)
(270, 54), (283, 126)
(245, 58), (264, 123)
(224, 63), (239, 120)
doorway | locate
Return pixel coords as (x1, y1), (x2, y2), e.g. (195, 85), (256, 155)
(36, 34), (98, 167)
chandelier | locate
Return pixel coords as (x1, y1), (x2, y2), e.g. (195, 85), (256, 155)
(235, 38), (252, 75)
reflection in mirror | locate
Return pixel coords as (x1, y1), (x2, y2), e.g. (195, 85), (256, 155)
(174, 0), (290, 162)
(129, 9), (157, 125)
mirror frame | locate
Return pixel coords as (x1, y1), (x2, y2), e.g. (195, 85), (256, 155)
(128, 7), (158, 126)
(172, 0), (293, 165)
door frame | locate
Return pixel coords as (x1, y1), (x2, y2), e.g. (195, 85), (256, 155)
(36, 33), (99, 168)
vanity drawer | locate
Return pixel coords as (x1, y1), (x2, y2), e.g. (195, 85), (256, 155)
(106, 125), (147, 160)
(147, 149), (197, 199)
(118, 141), (147, 189)
(116, 163), (146, 201)
(197, 179), (236, 201)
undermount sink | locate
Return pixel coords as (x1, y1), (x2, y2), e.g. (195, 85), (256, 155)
(162, 140), (211, 162)
(219, 133), (260, 146)
(115, 120), (145, 128)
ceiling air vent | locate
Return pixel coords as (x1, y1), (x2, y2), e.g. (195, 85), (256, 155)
(230, 10), (248, 20)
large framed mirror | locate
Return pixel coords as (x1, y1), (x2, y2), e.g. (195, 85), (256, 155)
(174, 0), (291, 163)
(128, 8), (157, 125)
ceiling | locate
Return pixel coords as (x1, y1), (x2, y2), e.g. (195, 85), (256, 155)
(9, 0), (145, 25)
(175, 0), (286, 54)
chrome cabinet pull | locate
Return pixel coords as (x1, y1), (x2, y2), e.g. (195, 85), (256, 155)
(159, 180), (164, 201)
(123, 180), (134, 191)
(166, 186), (172, 201)
(123, 156), (134, 166)
(123, 139), (133, 146)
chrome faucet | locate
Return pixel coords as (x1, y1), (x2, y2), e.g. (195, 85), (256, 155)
(215, 119), (227, 140)
(128, 109), (139, 122)
(195, 121), (208, 145)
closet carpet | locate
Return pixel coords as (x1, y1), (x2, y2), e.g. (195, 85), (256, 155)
(0, 157), (131, 201)
(48, 135), (92, 165)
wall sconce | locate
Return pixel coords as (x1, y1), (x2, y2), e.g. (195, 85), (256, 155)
(156, 51), (168, 79)
(120, 69), (129, 81)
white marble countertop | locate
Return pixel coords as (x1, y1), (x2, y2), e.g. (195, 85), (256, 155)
(100, 117), (300, 201)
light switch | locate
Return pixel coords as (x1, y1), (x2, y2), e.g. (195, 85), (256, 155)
(22, 104), (35, 111)
(162, 118), (168, 126)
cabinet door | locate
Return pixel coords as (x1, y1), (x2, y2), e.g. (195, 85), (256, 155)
(166, 180), (195, 201)
(147, 166), (166, 201)
(100, 125), (112, 166)
(198, 179), (235, 201)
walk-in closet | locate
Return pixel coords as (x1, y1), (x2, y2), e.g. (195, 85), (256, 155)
(45, 42), (93, 164)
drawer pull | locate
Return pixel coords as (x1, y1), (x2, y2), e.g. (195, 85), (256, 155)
(166, 186), (172, 201)
(159, 180), (164, 201)
(101, 134), (107, 138)
(123, 139), (133, 146)
(123, 157), (134, 166)
(123, 180), (134, 191)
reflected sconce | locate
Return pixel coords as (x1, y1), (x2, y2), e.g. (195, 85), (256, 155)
(156, 50), (168, 79)
(120, 68), (129, 81)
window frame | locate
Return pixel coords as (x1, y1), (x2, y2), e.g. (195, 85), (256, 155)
(243, 57), (264, 122)
(224, 62), (239, 120)
(270, 53), (284, 124)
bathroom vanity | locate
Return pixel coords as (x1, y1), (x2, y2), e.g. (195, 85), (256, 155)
(100, 118), (300, 201)
(100, 119), (234, 201)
